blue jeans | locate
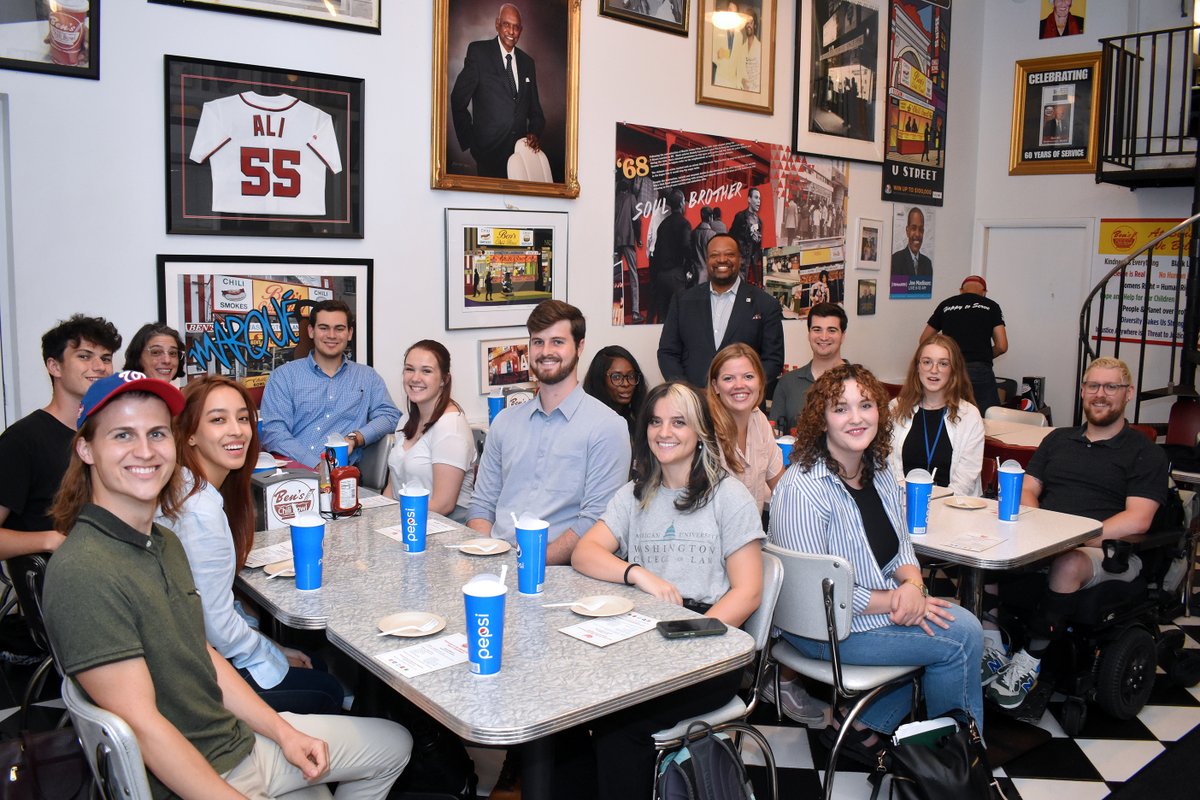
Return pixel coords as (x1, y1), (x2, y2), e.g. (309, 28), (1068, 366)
(781, 603), (984, 736)
(238, 652), (345, 716)
(965, 362), (1000, 416)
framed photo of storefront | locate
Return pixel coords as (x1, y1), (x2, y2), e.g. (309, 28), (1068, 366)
(149, 0), (381, 33)
(164, 55), (364, 238)
(479, 337), (537, 394)
(432, 0), (581, 198)
(445, 208), (568, 330)
(157, 255), (373, 388)
(0, 0), (99, 80)
(599, 1), (689, 36)
(695, 0), (776, 114)
(791, 0), (887, 163)
(1009, 52), (1101, 176)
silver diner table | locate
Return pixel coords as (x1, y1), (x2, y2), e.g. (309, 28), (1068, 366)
(237, 506), (755, 799)
(911, 495), (1102, 616)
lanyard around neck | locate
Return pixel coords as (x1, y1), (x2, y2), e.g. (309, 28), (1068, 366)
(921, 407), (947, 471)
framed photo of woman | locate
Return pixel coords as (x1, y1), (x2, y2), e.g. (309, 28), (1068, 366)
(695, 0), (776, 114)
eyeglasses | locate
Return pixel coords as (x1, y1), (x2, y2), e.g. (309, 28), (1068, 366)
(147, 347), (180, 359)
(919, 358), (951, 371)
(608, 372), (640, 386)
(1082, 382), (1130, 395)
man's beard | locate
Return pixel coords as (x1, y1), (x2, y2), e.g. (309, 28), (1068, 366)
(710, 270), (738, 290)
(1084, 399), (1125, 427)
(532, 352), (578, 385)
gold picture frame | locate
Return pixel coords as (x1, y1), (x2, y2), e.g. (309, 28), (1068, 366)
(432, 0), (580, 198)
(1009, 52), (1101, 176)
(695, 0), (777, 115)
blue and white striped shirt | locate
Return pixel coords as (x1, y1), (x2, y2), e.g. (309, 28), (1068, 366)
(768, 458), (919, 632)
(260, 354), (400, 467)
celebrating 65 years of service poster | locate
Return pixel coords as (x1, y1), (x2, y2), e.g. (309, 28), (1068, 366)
(613, 123), (849, 326)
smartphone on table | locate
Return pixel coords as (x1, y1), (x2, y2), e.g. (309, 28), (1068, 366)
(656, 618), (727, 639)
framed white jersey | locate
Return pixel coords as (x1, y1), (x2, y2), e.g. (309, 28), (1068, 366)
(190, 92), (343, 216)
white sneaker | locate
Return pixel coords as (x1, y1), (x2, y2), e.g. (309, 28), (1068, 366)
(761, 667), (829, 726)
(981, 641), (1009, 687)
(987, 649), (1041, 710)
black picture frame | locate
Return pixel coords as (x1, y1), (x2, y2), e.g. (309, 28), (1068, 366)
(148, 0), (381, 34)
(0, 0), (100, 80)
(157, 254), (373, 386)
(165, 55), (365, 238)
(598, 1), (689, 36)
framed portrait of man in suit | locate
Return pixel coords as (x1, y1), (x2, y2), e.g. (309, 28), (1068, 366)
(432, 0), (580, 198)
(1008, 52), (1100, 176)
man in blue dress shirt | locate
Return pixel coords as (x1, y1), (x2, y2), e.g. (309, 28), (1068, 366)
(468, 300), (631, 565)
(260, 300), (400, 467)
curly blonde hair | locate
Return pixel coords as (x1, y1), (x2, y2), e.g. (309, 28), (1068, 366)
(792, 364), (894, 481)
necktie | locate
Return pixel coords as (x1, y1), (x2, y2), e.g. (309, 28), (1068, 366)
(505, 53), (517, 99)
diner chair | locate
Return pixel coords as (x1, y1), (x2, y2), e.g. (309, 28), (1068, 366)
(984, 406), (1048, 427)
(62, 678), (153, 800)
(882, 382), (902, 401)
(765, 546), (922, 800)
(6, 554), (59, 730)
(1166, 397), (1200, 446)
(358, 433), (394, 491)
(982, 438), (1038, 496)
(650, 552), (783, 800)
(1129, 423), (1158, 443)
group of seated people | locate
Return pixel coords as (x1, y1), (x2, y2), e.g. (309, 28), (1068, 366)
(0, 291), (1175, 799)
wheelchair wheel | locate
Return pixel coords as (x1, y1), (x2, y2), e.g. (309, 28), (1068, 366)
(1096, 627), (1157, 719)
(1060, 697), (1088, 736)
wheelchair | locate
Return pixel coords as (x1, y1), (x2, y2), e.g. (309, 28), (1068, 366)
(994, 508), (1199, 735)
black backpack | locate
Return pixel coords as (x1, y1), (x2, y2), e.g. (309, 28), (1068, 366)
(654, 722), (755, 800)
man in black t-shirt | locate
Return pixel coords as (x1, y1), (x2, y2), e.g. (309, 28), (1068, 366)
(921, 275), (1007, 414)
(986, 358), (1169, 710)
(0, 314), (120, 560)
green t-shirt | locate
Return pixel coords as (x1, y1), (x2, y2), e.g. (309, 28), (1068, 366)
(43, 504), (254, 799)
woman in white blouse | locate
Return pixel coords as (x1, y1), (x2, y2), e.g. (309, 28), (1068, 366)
(887, 334), (985, 496)
(386, 340), (476, 522)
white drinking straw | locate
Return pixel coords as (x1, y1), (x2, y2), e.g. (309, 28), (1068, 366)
(499, 564), (509, 586)
(930, 468), (938, 483)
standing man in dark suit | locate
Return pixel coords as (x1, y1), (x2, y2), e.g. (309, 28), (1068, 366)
(450, 4), (545, 179)
(658, 234), (784, 391)
(891, 207), (932, 277)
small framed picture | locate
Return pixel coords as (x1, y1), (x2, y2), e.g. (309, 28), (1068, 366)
(0, 0), (99, 80)
(599, 1), (689, 36)
(695, 0), (777, 115)
(164, 55), (364, 238)
(856, 217), (883, 271)
(1009, 52), (1101, 176)
(479, 337), (537, 395)
(149, 0), (381, 33)
(857, 279), (877, 316)
(446, 208), (568, 330)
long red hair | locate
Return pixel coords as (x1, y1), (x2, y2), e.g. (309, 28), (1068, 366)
(173, 376), (260, 570)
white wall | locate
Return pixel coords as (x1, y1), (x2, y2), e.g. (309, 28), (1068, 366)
(0, 0), (996, 423)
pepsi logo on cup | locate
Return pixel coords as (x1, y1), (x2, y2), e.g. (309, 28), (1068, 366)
(471, 612), (495, 671)
(404, 508), (419, 541)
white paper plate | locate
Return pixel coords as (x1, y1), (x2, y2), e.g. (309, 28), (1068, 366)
(458, 538), (511, 556)
(377, 611), (446, 638)
(572, 595), (634, 617)
(945, 496), (987, 510)
(263, 559), (295, 577)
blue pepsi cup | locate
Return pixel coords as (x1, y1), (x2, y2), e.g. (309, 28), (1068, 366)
(513, 515), (548, 595)
(289, 516), (325, 590)
(997, 460), (1025, 522)
(905, 469), (934, 535)
(399, 486), (430, 553)
(777, 435), (795, 466)
(463, 576), (507, 675)
(488, 392), (505, 425)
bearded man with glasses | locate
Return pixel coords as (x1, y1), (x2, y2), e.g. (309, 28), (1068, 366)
(984, 357), (1169, 710)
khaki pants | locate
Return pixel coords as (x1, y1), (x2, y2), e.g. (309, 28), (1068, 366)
(222, 713), (411, 800)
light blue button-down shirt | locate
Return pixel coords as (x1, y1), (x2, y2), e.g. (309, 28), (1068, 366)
(467, 383), (631, 544)
(710, 276), (741, 348)
(768, 459), (919, 633)
(260, 354), (400, 467)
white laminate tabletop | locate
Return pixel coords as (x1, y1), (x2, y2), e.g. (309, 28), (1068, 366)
(910, 494), (1101, 571)
(237, 507), (755, 745)
(983, 419), (1055, 448)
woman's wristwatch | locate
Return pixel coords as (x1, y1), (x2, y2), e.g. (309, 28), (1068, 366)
(900, 578), (928, 597)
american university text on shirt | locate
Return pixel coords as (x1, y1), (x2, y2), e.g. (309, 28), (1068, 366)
(190, 92), (343, 215)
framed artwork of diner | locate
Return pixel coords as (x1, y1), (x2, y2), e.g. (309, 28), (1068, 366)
(148, 0), (381, 33)
(432, 0), (581, 198)
(164, 55), (365, 238)
(791, 0), (887, 163)
(445, 208), (568, 330)
(479, 337), (537, 394)
(857, 278), (877, 315)
(855, 217), (882, 270)
(1009, 51), (1101, 176)
(0, 0), (99, 80)
(157, 254), (373, 388)
(695, 0), (776, 114)
(599, 0), (689, 36)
